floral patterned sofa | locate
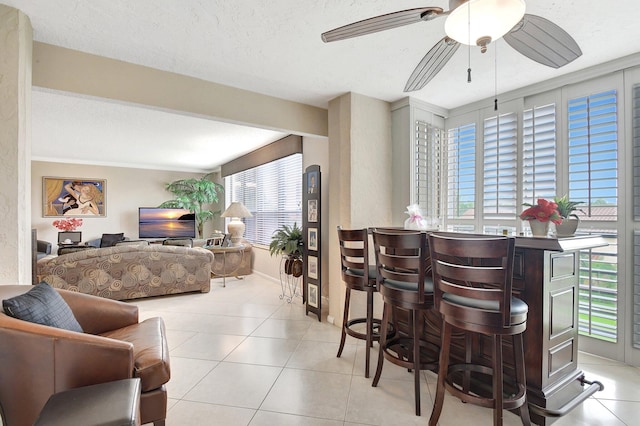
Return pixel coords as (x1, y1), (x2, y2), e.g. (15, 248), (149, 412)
(36, 244), (214, 300)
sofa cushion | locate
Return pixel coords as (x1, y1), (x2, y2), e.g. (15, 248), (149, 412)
(2, 282), (83, 332)
(100, 233), (125, 248)
(100, 317), (170, 392)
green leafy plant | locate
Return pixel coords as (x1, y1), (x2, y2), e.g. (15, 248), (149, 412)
(269, 223), (304, 257)
(553, 195), (585, 219)
(159, 174), (224, 238)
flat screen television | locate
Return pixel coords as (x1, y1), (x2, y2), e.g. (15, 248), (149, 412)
(138, 207), (196, 239)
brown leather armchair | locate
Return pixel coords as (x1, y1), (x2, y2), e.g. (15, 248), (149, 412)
(0, 285), (169, 426)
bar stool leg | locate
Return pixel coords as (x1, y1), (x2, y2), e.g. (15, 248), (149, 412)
(413, 309), (422, 416)
(493, 334), (504, 426)
(336, 288), (351, 358)
(365, 287), (374, 378)
(514, 334), (532, 425)
(429, 321), (451, 426)
(372, 302), (391, 387)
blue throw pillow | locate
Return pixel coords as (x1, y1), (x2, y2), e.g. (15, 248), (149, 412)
(2, 282), (83, 332)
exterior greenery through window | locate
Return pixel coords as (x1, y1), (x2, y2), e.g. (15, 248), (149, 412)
(225, 154), (302, 246)
(421, 89), (619, 343)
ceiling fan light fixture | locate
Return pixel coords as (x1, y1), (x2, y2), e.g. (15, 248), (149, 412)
(445, 0), (525, 47)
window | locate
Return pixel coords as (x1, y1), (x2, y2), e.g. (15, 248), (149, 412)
(428, 87), (621, 345)
(415, 121), (444, 217)
(225, 154), (302, 246)
(446, 123), (476, 222)
(522, 103), (557, 203)
(568, 89), (618, 342)
(483, 112), (518, 220)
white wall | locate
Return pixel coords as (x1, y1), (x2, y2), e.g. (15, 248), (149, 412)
(31, 161), (223, 249)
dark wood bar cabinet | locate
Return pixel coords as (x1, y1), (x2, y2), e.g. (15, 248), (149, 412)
(412, 234), (607, 424)
(511, 235), (607, 424)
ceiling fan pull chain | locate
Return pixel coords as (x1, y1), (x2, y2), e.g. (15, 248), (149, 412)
(467, 0), (471, 83)
(494, 39), (498, 111)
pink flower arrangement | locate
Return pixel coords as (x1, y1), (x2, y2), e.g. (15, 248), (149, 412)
(519, 198), (562, 224)
(52, 218), (83, 231)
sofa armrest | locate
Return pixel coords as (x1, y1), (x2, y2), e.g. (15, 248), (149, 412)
(58, 289), (139, 334)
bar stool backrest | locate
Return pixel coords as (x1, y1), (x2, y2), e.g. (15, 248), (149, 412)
(428, 232), (516, 329)
(337, 227), (371, 289)
(372, 229), (429, 304)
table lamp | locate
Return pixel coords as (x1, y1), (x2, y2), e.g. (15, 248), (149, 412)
(221, 202), (252, 243)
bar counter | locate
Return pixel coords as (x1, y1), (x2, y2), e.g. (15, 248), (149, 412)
(419, 234), (607, 425)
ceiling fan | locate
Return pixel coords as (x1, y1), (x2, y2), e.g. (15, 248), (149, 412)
(321, 0), (582, 92)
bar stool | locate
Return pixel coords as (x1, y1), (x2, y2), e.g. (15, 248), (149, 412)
(428, 232), (530, 426)
(336, 227), (385, 378)
(371, 229), (439, 416)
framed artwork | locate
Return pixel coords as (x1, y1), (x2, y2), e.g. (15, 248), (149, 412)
(308, 228), (318, 251)
(308, 255), (318, 279)
(43, 177), (106, 217)
(307, 171), (318, 194)
(308, 283), (318, 308)
(308, 200), (318, 222)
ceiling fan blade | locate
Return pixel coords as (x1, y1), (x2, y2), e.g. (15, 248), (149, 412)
(321, 7), (443, 43)
(504, 14), (582, 68)
(405, 37), (459, 92)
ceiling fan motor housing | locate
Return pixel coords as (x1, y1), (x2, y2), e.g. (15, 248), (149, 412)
(445, 0), (526, 47)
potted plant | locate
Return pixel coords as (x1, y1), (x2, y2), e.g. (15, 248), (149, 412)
(519, 198), (562, 237)
(554, 195), (584, 237)
(269, 223), (304, 276)
(159, 174), (224, 238)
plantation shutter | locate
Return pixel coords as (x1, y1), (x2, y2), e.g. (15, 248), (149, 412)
(415, 121), (444, 218)
(446, 123), (476, 219)
(226, 154), (302, 245)
(567, 89), (619, 342)
(483, 112), (518, 219)
(633, 84), (640, 220)
(567, 90), (618, 220)
(634, 231), (640, 348)
(522, 103), (557, 203)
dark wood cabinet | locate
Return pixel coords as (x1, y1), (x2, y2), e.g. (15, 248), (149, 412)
(420, 235), (607, 425)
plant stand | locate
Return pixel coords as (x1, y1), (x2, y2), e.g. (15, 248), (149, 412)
(279, 255), (302, 303)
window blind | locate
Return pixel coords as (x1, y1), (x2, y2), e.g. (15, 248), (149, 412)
(415, 121), (444, 218)
(522, 103), (557, 203)
(579, 230), (618, 342)
(567, 90), (618, 220)
(633, 84), (640, 220)
(634, 231), (640, 348)
(225, 154), (302, 245)
(567, 89), (619, 342)
(483, 112), (518, 219)
(446, 123), (476, 219)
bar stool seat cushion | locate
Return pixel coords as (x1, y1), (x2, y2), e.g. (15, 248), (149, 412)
(345, 265), (377, 279)
(382, 277), (433, 293)
(443, 294), (528, 316)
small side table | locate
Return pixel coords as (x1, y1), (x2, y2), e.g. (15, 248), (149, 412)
(35, 378), (141, 426)
(205, 243), (247, 287)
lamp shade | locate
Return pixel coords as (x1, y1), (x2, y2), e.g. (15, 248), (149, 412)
(445, 0), (525, 46)
(220, 202), (252, 219)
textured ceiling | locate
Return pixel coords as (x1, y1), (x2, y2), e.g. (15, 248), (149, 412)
(4, 0), (640, 172)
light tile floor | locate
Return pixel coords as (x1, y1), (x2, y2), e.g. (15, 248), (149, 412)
(134, 274), (640, 425)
